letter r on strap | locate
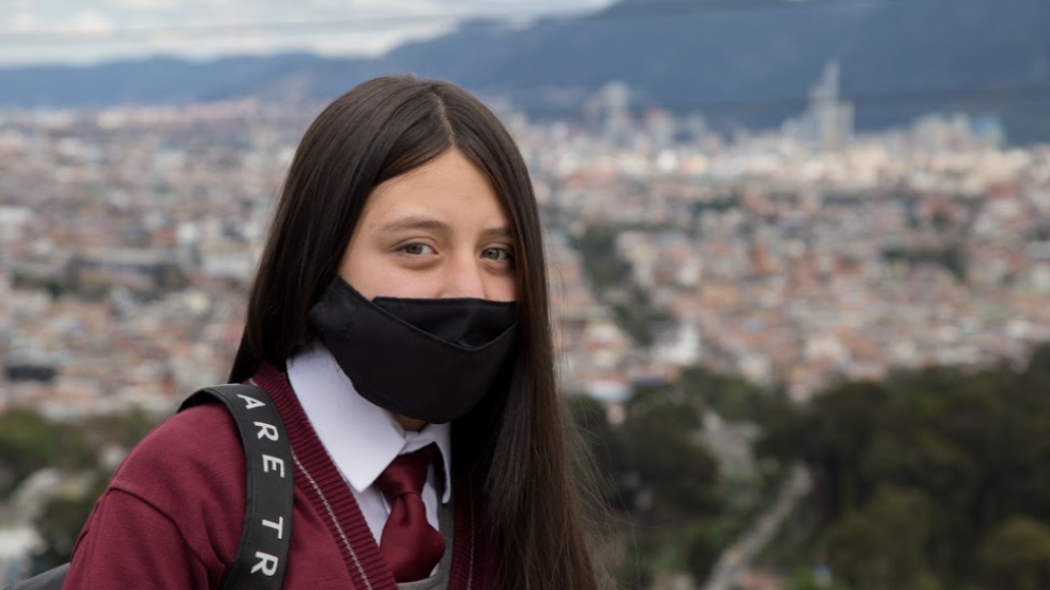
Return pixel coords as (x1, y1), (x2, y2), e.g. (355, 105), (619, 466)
(252, 551), (279, 576)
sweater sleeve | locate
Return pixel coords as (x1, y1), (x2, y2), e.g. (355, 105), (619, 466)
(63, 488), (215, 589)
(64, 404), (247, 590)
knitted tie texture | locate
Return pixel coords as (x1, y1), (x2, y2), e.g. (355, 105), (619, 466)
(375, 444), (446, 582)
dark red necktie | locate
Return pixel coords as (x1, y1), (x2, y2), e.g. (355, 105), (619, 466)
(375, 445), (446, 582)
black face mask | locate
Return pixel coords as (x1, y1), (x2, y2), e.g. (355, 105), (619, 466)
(307, 278), (518, 424)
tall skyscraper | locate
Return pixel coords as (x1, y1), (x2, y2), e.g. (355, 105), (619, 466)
(782, 60), (855, 151)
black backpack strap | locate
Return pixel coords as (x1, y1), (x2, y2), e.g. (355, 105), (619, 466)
(180, 383), (294, 590)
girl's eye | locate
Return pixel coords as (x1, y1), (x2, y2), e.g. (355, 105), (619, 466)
(400, 243), (435, 256)
(482, 247), (514, 263)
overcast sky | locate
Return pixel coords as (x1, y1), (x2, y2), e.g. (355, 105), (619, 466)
(1, 0), (613, 67)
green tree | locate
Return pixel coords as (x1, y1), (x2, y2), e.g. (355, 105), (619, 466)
(979, 516), (1050, 590)
(860, 429), (976, 505)
(679, 366), (768, 422)
(569, 382), (726, 587)
(572, 225), (673, 346)
(573, 226), (631, 288)
(825, 485), (937, 590)
(782, 568), (850, 590)
(753, 345), (1050, 588)
(0, 408), (95, 497)
(82, 407), (157, 450)
(683, 529), (720, 584)
(763, 381), (889, 521)
(618, 384), (720, 523)
(1019, 343), (1050, 401)
(33, 471), (109, 570)
(567, 394), (625, 509)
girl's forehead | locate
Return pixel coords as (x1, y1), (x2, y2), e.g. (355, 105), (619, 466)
(359, 151), (510, 234)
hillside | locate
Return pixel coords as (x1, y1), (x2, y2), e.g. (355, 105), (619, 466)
(2, 0), (1047, 140)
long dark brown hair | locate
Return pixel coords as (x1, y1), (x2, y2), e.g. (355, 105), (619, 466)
(230, 76), (603, 590)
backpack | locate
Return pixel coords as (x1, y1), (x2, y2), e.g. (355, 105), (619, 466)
(4, 384), (295, 590)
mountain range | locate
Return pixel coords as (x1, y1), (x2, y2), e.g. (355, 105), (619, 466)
(2, 0), (1049, 141)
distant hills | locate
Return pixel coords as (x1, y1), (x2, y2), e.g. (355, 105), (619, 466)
(3, 0), (1049, 141)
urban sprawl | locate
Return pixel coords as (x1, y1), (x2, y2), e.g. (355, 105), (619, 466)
(2, 67), (1050, 421)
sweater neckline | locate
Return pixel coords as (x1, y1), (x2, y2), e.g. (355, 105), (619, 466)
(250, 362), (485, 590)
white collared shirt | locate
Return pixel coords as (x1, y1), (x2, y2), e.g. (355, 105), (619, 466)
(287, 343), (452, 545)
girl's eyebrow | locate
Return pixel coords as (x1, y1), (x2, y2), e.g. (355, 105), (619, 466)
(480, 227), (514, 240)
(380, 215), (515, 241)
(379, 215), (451, 235)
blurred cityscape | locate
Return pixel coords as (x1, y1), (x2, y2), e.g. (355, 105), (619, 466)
(3, 62), (1048, 416)
(2, 58), (1050, 588)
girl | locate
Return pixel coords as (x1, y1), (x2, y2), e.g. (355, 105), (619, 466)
(64, 76), (603, 590)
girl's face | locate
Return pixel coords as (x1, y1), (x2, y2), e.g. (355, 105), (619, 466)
(341, 149), (517, 302)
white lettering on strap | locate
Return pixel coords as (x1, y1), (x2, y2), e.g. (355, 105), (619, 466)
(254, 421), (279, 441)
(262, 454), (286, 478)
(252, 551), (279, 576)
(262, 516), (285, 540)
(237, 394), (266, 410)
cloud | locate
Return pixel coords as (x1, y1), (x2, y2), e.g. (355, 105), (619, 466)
(309, 20), (455, 57)
(0, 0), (613, 67)
(105, 0), (182, 11)
(11, 13), (39, 31)
(68, 10), (114, 34)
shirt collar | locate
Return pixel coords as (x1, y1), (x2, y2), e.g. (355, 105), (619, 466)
(286, 342), (452, 504)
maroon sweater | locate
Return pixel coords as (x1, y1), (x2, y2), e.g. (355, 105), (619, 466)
(65, 363), (495, 589)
